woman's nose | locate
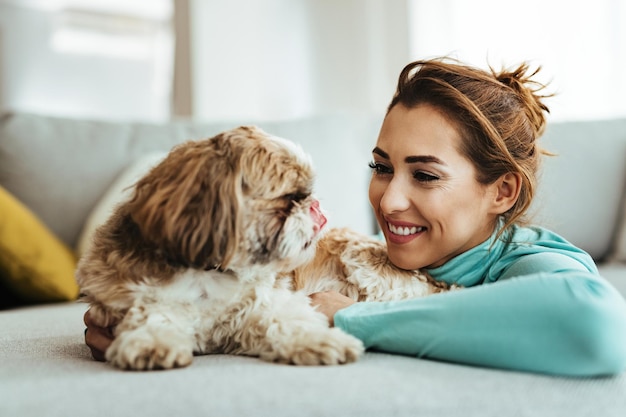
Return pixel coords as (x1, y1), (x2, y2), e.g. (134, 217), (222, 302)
(379, 177), (411, 214)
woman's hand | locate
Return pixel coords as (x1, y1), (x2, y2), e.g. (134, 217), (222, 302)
(83, 309), (115, 362)
(309, 291), (356, 326)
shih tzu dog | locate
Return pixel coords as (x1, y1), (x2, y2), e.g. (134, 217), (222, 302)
(76, 126), (452, 371)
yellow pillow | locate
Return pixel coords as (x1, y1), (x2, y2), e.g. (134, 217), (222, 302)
(0, 186), (79, 303)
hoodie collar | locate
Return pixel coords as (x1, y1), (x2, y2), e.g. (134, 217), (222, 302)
(425, 221), (508, 287)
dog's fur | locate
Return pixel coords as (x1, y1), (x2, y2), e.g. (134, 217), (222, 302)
(76, 126), (452, 371)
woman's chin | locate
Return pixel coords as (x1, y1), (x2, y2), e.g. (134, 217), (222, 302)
(386, 252), (425, 271)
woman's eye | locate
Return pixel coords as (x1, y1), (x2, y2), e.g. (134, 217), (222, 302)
(368, 161), (392, 175)
(413, 171), (440, 182)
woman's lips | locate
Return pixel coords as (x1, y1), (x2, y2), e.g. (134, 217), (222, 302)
(386, 222), (426, 244)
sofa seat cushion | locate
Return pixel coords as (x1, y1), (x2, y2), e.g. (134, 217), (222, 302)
(2, 302), (626, 417)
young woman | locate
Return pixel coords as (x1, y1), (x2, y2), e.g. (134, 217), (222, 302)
(309, 58), (626, 376)
(85, 58), (626, 376)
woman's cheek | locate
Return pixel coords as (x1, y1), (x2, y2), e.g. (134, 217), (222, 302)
(368, 177), (383, 211)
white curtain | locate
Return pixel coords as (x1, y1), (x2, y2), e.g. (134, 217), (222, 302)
(408, 0), (626, 122)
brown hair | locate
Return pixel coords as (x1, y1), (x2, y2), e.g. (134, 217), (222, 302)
(389, 57), (551, 234)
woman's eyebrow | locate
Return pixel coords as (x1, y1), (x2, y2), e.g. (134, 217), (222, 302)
(373, 147), (445, 165)
(372, 147), (446, 165)
(372, 147), (389, 159)
(405, 155), (446, 165)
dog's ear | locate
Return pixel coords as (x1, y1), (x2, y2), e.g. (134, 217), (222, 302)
(127, 136), (242, 269)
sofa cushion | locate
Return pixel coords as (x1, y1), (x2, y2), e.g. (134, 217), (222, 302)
(608, 180), (626, 263)
(0, 186), (78, 304)
(3, 302), (626, 417)
(532, 118), (626, 260)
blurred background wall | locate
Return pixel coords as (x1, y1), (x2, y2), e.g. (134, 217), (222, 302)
(0, 0), (624, 123)
(0, 0), (173, 121)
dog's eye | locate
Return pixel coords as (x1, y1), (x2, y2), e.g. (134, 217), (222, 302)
(283, 192), (308, 203)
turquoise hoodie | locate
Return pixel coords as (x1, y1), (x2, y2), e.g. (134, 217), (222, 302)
(334, 224), (626, 376)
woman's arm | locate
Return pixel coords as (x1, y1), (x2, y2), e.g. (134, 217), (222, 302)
(333, 270), (626, 376)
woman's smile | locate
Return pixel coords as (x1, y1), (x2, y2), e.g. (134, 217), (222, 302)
(386, 220), (427, 244)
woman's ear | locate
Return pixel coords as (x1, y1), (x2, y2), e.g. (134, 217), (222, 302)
(490, 172), (522, 215)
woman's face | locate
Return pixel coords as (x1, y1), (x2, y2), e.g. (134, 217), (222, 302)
(369, 103), (500, 270)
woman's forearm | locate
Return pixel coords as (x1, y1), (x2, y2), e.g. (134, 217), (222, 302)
(334, 273), (626, 376)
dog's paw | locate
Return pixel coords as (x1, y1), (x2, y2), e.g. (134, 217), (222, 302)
(264, 327), (364, 366)
(106, 327), (193, 371)
(295, 328), (364, 365)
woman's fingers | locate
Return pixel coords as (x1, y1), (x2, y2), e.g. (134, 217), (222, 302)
(83, 309), (114, 361)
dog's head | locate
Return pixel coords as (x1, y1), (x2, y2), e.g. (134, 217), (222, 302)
(126, 126), (327, 272)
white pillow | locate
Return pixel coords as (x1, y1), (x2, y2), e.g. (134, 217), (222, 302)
(75, 152), (167, 257)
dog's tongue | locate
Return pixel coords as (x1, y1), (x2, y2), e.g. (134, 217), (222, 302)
(310, 200), (327, 234)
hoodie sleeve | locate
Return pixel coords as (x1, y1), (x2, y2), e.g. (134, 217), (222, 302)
(334, 263), (626, 376)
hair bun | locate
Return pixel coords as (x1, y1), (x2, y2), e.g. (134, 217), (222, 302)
(494, 63), (551, 137)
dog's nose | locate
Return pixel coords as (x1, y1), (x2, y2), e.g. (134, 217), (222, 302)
(310, 200), (327, 234)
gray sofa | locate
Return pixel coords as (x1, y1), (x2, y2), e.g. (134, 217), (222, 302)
(1, 111), (625, 417)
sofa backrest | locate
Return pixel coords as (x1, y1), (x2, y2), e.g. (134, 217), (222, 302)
(1, 111), (625, 261)
(532, 118), (626, 260)
(0, 112), (381, 251)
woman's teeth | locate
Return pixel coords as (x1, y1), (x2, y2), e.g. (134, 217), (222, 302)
(388, 223), (425, 236)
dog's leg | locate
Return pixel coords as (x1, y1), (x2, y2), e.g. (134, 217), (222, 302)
(105, 302), (196, 370)
(336, 237), (450, 301)
(298, 228), (448, 302)
(342, 260), (445, 301)
(240, 289), (364, 365)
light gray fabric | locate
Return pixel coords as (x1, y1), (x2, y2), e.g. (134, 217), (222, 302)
(608, 179), (626, 262)
(1, 302), (626, 417)
(599, 264), (626, 295)
(532, 118), (626, 260)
